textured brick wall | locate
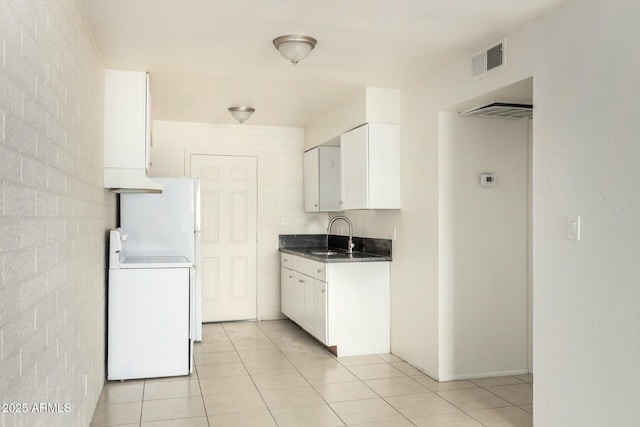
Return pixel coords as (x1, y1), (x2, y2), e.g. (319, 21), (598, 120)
(0, 0), (115, 426)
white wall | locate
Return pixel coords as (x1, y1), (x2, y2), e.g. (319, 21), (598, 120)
(305, 87), (401, 149)
(304, 85), (437, 375)
(530, 2), (640, 425)
(323, 80), (441, 377)
(438, 112), (529, 380)
(0, 0), (115, 425)
(336, 0), (640, 424)
(526, 120), (533, 373)
(150, 121), (327, 320)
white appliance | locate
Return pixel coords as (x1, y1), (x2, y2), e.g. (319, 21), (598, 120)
(107, 229), (192, 380)
(119, 177), (203, 341)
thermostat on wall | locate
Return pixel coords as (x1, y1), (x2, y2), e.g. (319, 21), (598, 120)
(480, 173), (496, 187)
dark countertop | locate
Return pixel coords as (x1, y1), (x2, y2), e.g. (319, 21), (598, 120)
(279, 234), (392, 263)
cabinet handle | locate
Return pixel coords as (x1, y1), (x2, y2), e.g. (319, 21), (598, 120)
(288, 275), (293, 279)
(299, 279), (305, 283)
(314, 204), (318, 207)
(317, 269), (322, 273)
(321, 289), (325, 294)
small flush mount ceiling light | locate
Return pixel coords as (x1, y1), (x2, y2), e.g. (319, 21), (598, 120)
(273, 35), (317, 65)
(228, 106), (255, 124)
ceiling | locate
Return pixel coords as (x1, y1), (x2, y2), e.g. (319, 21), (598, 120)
(80, 0), (566, 127)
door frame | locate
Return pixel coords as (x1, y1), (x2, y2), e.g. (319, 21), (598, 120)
(187, 151), (259, 322)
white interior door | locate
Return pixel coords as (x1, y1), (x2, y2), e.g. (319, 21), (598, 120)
(190, 155), (258, 322)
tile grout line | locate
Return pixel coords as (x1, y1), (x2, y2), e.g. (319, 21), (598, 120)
(340, 357), (420, 426)
(94, 321), (533, 427)
(199, 322), (255, 426)
(259, 321), (421, 427)
(334, 356), (530, 425)
(225, 321), (282, 427)
(192, 333), (212, 427)
(139, 381), (146, 426)
(375, 375), (456, 426)
(473, 377), (534, 416)
(375, 374), (457, 426)
(256, 321), (347, 426)
(256, 320), (353, 427)
(429, 376), (530, 426)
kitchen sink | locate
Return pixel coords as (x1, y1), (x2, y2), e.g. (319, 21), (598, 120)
(289, 247), (386, 261)
(309, 250), (339, 256)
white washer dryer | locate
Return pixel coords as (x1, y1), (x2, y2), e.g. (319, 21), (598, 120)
(107, 229), (193, 380)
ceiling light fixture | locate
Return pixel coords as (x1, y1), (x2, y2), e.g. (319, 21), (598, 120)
(273, 35), (317, 65)
(228, 106), (255, 124)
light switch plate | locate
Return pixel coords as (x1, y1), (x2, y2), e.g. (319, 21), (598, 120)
(568, 216), (581, 241)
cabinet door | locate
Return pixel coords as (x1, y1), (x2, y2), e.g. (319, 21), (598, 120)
(293, 272), (305, 323)
(104, 69), (148, 169)
(145, 73), (151, 172)
(303, 149), (320, 212)
(340, 124), (369, 210)
(340, 123), (401, 210)
(303, 276), (315, 332)
(318, 146), (341, 211)
(314, 280), (327, 344)
(368, 123), (401, 209)
(280, 267), (295, 318)
(305, 146), (341, 212)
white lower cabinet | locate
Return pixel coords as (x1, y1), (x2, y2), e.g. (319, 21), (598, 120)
(281, 265), (327, 343)
(314, 280), (327, 343)
(280, 267), (295, 318)
(303, 275), (316, 332)
(280, 252), (389, 356)
(293, 270), (305, 322)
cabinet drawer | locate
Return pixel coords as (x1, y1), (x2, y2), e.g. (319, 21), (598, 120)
(281, 253), (293, 268)
(293, 256), (326, 282)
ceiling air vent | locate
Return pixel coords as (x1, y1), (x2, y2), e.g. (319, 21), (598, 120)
(460, 102), (533, 119)
(472, 38), (505, 79)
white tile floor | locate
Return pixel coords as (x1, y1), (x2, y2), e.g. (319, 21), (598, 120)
(91, 320), (533, 426)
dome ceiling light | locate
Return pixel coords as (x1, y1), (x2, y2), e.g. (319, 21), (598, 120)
(272, 35), (317, 65)
(228, 106), (255, 124)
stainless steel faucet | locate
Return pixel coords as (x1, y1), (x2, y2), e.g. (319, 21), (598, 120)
(327, 216), (354, 254)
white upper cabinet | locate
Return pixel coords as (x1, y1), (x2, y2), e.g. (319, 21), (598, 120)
(303, 149), (320, 212)
(340, 123), (401, 210)
(104, 69), (161, 192)
(304, 146), (341, 212)
(104, 69), (149, 170)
